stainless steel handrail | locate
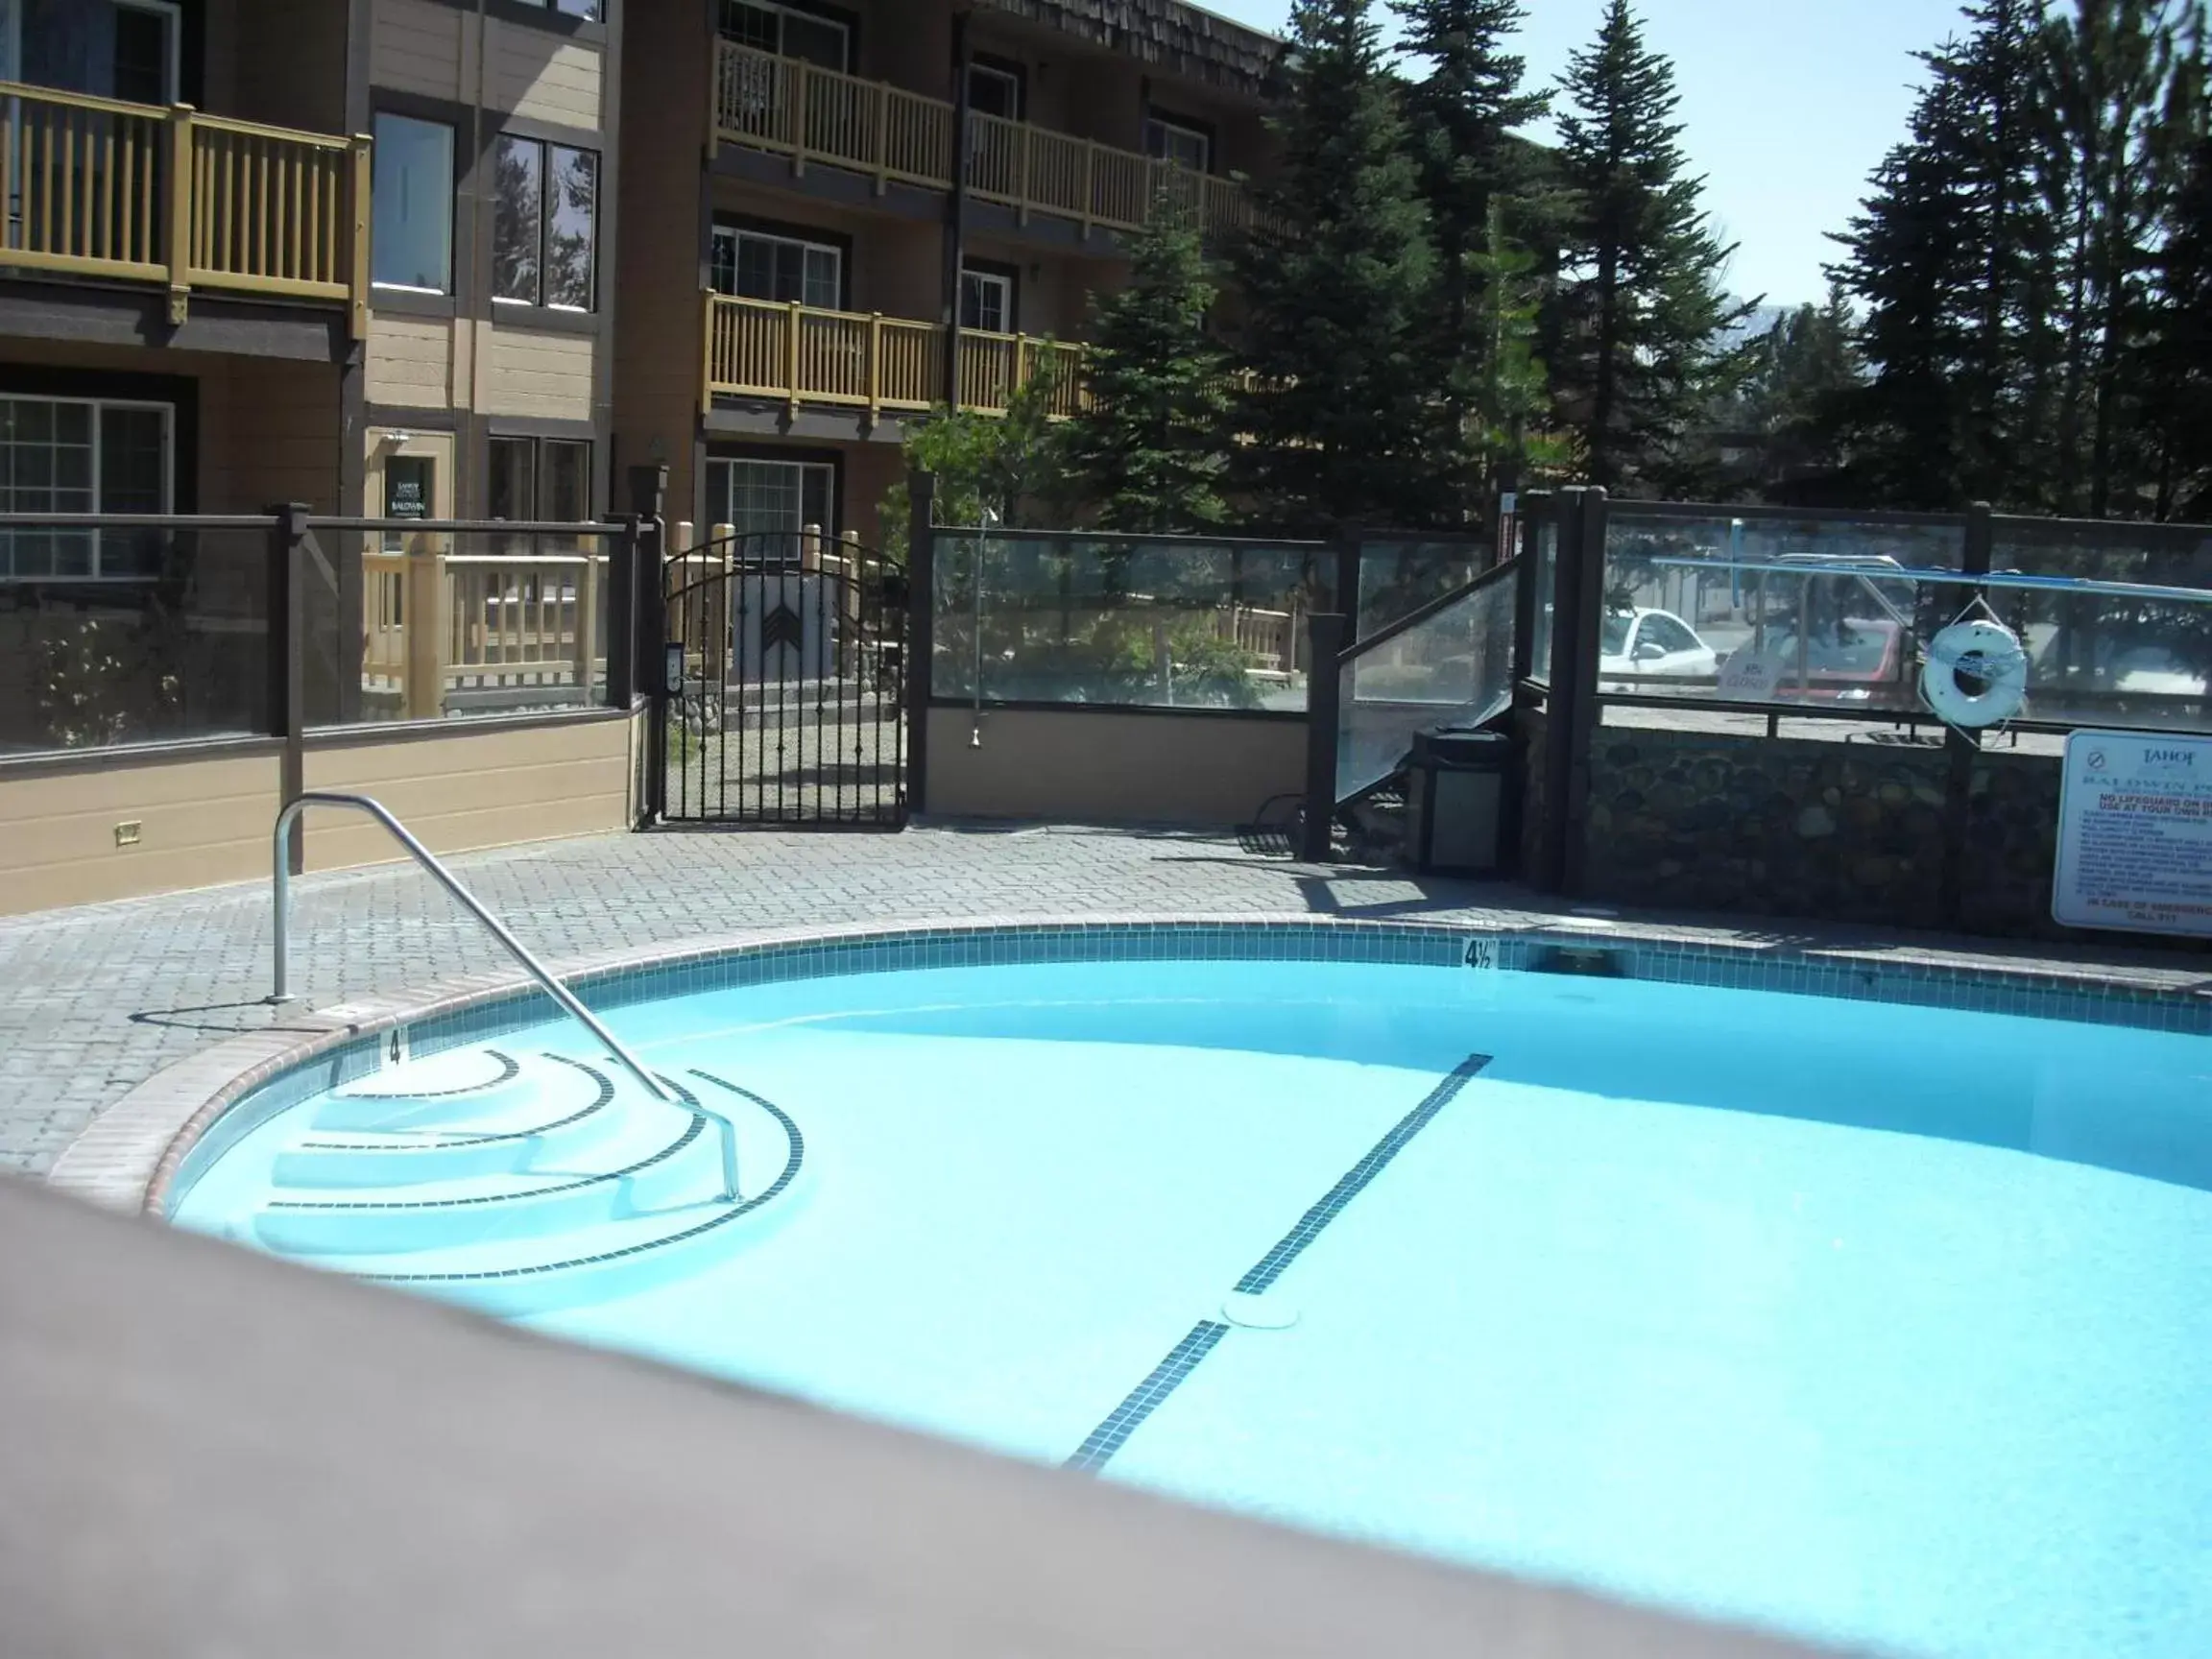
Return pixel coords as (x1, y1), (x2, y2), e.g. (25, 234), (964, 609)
(268, 791), (739, 1200)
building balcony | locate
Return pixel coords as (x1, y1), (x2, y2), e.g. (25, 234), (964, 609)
(702, 294), (1085, 421)
(709, 42), (1252, 240)
(0, 83), (369, 335)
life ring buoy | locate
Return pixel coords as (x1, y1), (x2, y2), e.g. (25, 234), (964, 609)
(1922, 618), (2028, 728)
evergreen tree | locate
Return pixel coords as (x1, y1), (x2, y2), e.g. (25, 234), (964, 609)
(2038, 0), (2190, 517)
(2140, 123), (2212, 517)
(1061, 203), (1234, 532)
(1826, 2), (2056, 509)
(1720, 286), (1864, 497)
(1394, 0), (1551, 507)
(1233, 0), (1438, 527)
(1548, 0), (1753, 493)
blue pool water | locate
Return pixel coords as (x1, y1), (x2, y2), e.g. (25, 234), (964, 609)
(173, 956), (2212, 1658)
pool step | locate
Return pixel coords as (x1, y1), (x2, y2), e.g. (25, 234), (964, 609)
(242, 1058), (806, 1313)
(273, 1057), (626, 1189)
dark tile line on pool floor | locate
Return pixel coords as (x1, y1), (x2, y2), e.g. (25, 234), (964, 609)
(1065, 1052), (1492, 1476)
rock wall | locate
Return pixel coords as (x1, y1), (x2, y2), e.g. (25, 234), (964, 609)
(1580, 727), (1950, 926)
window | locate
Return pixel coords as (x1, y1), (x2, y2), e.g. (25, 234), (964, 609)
(372, 114), (455, 293)
(493, 136), (597, 310)
(1144, 114), (1212, 174)
(0, 395), (171, 580)
(17, 0), (179, 104)
(711, 226), (842, 308)
(968, 60), (1022, 121)
(959, 266), (1013, 335)
(490, 436), (593, 550)
(1641, 614), (1701, 656)
(513, 0), (602, 18)
(706, 457), (834, 562)
(717, 0), (849, 71)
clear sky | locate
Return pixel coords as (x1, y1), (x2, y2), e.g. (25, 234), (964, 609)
(1198, 0), (1967, 307)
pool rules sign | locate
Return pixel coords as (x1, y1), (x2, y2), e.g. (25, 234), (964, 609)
(2053, 731), (2212, 936)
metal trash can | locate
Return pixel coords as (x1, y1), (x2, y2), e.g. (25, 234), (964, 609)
(1406, 727), (1510, 875)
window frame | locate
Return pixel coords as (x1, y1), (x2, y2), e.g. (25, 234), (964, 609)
(958, 261), (1017, 336)
(705, 454), (839, 563)
(10, 0), (181, 103)
(492, 133), (600, 313)
(967, 55), (1024, 122)
(488, 433), (595, 546)
(710, 220), (850, 311)
(717, 0), (854, 73)
(0, 392), (175, 583)
(1143, 109), (1215, 175)
(370, 110), (458, 296)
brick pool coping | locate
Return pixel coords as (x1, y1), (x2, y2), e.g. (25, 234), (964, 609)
(45, 907), (2212, 1220)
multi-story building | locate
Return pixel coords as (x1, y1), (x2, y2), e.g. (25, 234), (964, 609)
(613, 0), (1282, 547)
(0, 0), (1277, 550)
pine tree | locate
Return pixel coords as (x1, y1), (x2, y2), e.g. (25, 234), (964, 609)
(1233, 0), (1438, 527)
(1394, 0), (1551, 508)
(1826, 2), (2054, 510)
(1062, 203), (1234, 532)
(1722, 286), (1864, 497)
(2140, 124), (2212, 517)
(1547, 0), (1752, 493)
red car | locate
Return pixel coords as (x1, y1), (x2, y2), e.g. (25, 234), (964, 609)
(1735, 618), (1911, 705)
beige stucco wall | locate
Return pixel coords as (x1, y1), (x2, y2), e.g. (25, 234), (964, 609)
(0, 747), (283, 916)
(301, 716), (635, 871)
(924, 706), (1304, 826)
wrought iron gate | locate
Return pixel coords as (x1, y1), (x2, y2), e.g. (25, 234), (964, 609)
(656, 529), (907, 826)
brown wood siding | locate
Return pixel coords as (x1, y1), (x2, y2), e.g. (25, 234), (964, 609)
(234, 0), (350, 133)
(216, 360), (345, 513)
(612, 0), (709, 520)
(372, 0), (469, 103)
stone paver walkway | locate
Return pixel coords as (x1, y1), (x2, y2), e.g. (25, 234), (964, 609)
(6, 820), (2208, 1179)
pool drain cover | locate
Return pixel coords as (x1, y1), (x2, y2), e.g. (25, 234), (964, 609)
(1221, 1290), (1299, 1330)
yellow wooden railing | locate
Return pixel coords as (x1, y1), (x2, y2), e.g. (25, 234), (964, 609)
(0, 83), (370, 334)
(709, 41), (1251, 239)
(363, 549), (605, 717)
(702, 294), (1085, 420)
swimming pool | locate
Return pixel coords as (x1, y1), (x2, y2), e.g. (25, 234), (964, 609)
(170, 926), (2212, 1659)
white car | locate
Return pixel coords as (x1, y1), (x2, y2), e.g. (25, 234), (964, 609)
(1599, 608), (1720, 679)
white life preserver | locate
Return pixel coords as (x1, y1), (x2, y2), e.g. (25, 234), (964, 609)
(1921, 618), (2028, 728)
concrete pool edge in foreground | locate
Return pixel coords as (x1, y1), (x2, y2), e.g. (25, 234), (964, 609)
(44, 910), (2212, 1220)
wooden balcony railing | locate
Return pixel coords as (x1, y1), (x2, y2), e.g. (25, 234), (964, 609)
(703, 294), (1086, 421)
(363, 550), (605, 718)
(0, 83), (370, 334)
(709, 41), (1252, 239)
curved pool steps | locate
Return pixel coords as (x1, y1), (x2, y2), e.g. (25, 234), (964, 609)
(275, 1058), (626, 1189)
(238, 1054), (805, 1313)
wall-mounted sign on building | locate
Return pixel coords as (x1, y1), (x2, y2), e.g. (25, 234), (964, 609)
(2053, 731), (2212, 937)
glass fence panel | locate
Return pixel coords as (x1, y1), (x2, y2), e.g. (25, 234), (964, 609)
(1600, 510), (1967, 712)
(0, 528), (270, 756)
(1992, 519), (2212, 732)
(931, 534), (1319, 711)
(1358, 538), (1480, 641)
(1336, 572), (1516, 802)
(328, 528), (613, 727)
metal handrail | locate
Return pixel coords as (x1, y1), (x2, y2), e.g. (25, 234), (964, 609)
(268, 792), (739, 1200)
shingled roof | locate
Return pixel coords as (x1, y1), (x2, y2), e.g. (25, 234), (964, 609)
(972, 0), (1287, 95)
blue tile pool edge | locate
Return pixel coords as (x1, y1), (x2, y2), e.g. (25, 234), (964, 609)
(152, 917), (2212, 1218)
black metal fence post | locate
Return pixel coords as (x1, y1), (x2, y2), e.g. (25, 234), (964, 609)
(1560, 488), (1610, 896)
(267, 502), (308, 876)
(1500, 491), (1551, 879)
(628, 465), (669, 826)
(1301, 611), (1347, 862)
(1333, 521), (1364, 643)
(1940, 501), (1994, 927)
(905, 470), (937, 818)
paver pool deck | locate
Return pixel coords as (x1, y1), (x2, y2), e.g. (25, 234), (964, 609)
(6, 819), (2209, 1182)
